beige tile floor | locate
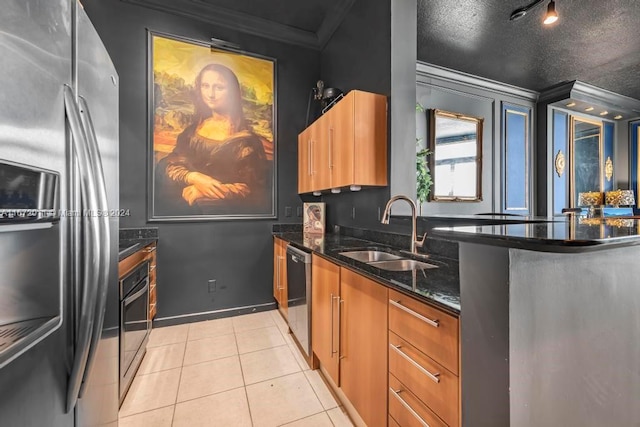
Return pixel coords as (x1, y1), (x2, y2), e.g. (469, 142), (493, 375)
(119, 310), (355, 427)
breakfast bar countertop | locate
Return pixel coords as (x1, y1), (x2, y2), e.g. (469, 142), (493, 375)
(430, 217), (640, 252)
(274, 232), (461, 315)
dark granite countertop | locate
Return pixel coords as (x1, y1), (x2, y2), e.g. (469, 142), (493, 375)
(119, 227), (158, 261)
(274, 232), (460, 315)
(119, 238), (157, 260)
(431, 217), (640, 252)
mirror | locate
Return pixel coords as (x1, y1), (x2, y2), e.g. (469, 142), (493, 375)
(428, 109), (483, 201)
(570, 117), (603, 207)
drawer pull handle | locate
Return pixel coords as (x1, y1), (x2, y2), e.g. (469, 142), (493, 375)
(389, 387), (430, 427)
(389, 299), (439, 328)
(390, 344), (440, 384)
(149, 265), (156, 271)
(144, 246), (156, 253)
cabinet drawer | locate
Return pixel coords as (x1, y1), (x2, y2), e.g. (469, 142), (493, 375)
(388, 289), (459, 375)
(389, 374), (447, 427)
(389, 416), (401, 427)
(389, 332), (458, 426)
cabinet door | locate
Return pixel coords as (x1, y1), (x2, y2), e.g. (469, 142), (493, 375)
(298, 129), (312, 193)
(340, 267), (388, 427)
(311, 255), (340, 385)
(312, 114), (331, 191)
(329, 91), (355, 189)
(278, 240), (288, 318)
(352, 91), (387, 186)
(273, 239), (281, 303)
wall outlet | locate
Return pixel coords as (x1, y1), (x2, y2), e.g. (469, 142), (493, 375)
(284, 206), (292, 217)
(207, 279), (216, 293)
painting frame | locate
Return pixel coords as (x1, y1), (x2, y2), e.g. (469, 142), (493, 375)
(147, 30), (277, 221)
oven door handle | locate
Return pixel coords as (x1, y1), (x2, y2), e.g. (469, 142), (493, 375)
(124, 280), (149, 307)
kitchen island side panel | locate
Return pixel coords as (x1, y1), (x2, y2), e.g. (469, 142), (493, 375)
(510, 247), (640, 426)
(459, 243), (510, 427)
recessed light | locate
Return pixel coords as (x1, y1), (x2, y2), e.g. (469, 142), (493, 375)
(585, 107), (594, 112)
(566, 102), (576, 107)
(614, 115), (623, 120)
(599, 111), (608, 116)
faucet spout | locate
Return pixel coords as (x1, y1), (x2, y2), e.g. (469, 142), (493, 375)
(381, 195), (426, 254)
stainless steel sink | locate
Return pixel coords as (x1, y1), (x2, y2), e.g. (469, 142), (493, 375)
(339, 250), (403, 262)
(368, 259), (438, 271)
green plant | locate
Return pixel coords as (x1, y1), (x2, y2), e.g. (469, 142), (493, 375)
(415, 102), (432, 205)
(416, 143), (432, 204)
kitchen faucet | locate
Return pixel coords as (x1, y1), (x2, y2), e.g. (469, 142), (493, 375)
(381, 195), (426, 255)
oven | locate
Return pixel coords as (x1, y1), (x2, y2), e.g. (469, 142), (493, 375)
(119, 260), (150, 403)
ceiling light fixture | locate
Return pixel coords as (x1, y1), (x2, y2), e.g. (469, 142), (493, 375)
(599, 111), (609, 116)
(509, 0), (545, 21)
(566, 102), (576, 107)
(614, 115), (623, 120)
(543, 0), (559, 25)
(585, 107), (595, 112)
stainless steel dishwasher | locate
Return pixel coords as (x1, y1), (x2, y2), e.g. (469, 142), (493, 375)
(286, 244), (312, 359)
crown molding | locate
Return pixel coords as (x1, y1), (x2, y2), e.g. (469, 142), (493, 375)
(417, 62), (539, 101)
(539, 80), (640, 119)
(121, 0), (355, 50)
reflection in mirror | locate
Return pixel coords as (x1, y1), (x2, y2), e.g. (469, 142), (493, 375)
(428, 109), (483, 201)
(571, 117), (602, 207)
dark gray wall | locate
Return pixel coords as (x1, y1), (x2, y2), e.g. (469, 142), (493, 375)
(318, 0), (392, 230)
(83, 0), (320, 319)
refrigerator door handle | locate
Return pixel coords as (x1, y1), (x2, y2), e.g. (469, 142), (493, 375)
(76, 96), (111, 398)
(63, 85), (102, 413)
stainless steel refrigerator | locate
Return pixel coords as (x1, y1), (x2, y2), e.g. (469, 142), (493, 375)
(0, 0), (119, 425)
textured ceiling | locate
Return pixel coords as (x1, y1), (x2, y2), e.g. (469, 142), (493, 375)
(194, 0), (330, 33)
(123, 0), (352, 49)
(417, 0), (640, 99)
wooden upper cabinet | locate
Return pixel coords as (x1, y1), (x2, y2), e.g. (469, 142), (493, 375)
(313, 114), (331, 190)
(298, 128), (312, 194)
(297, 90), (387, 194)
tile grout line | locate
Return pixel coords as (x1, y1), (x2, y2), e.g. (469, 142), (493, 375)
(232, 328), (255, 427)
(275, 409), (329, 427)
(170, 327), (190, 425)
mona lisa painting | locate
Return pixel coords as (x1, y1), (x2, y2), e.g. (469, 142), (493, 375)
(148, 31), (276, 221)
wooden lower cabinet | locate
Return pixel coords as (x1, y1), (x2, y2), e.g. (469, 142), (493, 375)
(119, 241), (158, 320)
(311, 254), (340, 384)
(388, 289), (460, 427)
(339, 267), (389, 427)
(309, 255), (460, 427)
(143, 243), (157, 319)
(389, 374), (447, 427)
(273, 238), (288, 318)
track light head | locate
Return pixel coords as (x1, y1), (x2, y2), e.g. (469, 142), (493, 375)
(543, 0), (559, 25)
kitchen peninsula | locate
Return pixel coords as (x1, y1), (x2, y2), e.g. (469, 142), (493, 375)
(278, 217), (640, 426)
(430, 218), (640, 427)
